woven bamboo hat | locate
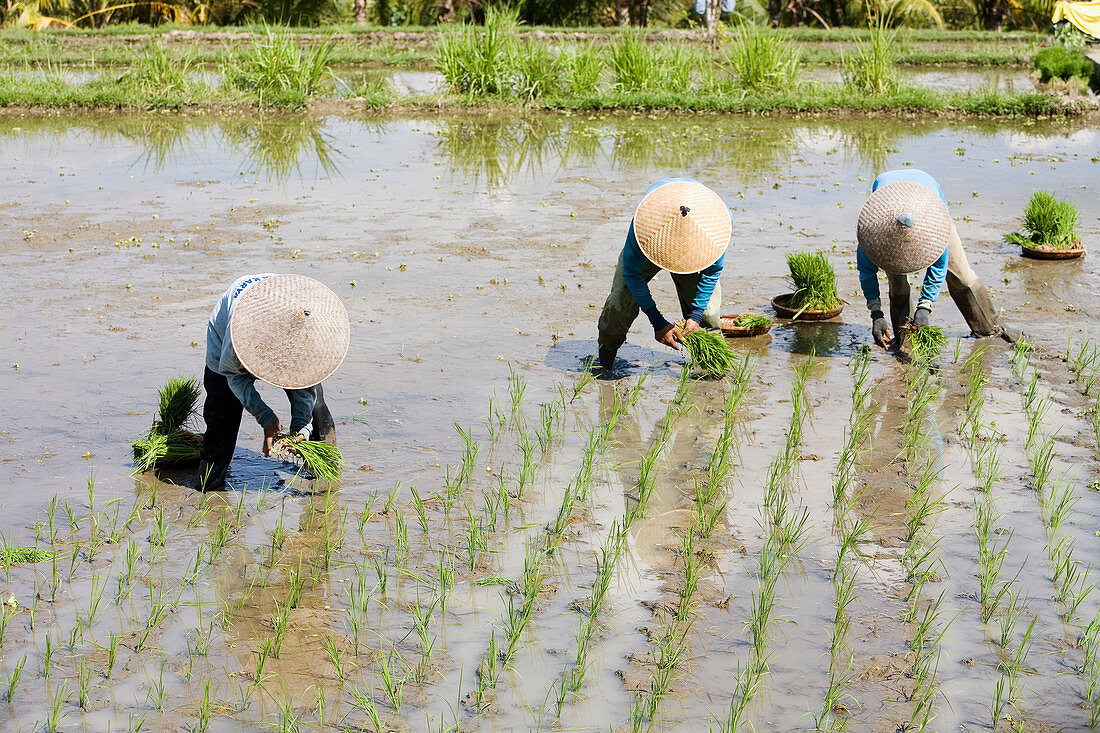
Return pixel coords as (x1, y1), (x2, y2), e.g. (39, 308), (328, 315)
(230, 274), (350, 389)
(856, 182), (952, 275)
(633, 181), (731, 274)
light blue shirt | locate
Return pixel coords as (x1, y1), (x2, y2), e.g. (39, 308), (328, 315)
(622, 177), (729, 329)
(206, 274), (318, 432)
(857, 169), (950, 311)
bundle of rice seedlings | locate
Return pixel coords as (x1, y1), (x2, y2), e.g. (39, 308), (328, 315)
(786, 251), (842, 312)
(132, 375), (202, 472)
(153, 375), (200, 433)
(909, 325), (947, 363)
(0, 546), (54, 565)
(132, 430), (203, 473)
(1004, 191), (1081, 250)
(736, 314), (771, 329)
(680, 328), (738, 378)
(275, 436), (345, 483)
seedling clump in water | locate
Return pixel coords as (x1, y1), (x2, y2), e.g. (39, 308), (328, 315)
(786, 251), (842, 312)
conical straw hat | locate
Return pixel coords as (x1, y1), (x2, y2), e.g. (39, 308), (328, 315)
(633, 181), (731, 274)
(230, 274), (350, 389)
(856, 181), (952, 275)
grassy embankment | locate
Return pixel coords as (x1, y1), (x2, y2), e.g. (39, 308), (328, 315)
(0, 21), (1083, 116)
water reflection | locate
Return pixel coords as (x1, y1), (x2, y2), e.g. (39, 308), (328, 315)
(0, 113), (341, 182)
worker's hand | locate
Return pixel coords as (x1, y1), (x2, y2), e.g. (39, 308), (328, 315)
(655, 323), (684, 349)
(872, 316), (891, 349)
(913, 307), (931, 329)
(262, 419), (281, 457)
(682, 318), (702, 336)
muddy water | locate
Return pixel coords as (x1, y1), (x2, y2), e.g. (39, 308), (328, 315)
(1, 111), (1098, 732)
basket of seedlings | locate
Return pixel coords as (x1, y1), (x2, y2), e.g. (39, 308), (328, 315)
(1005, 190), (1085, 260)
(132, 376), (203, 472)
(677, 321), (739, 378)
(720, 312), (772, 337)
(273, 435), (345, 484)
(771, 251), (844, 320)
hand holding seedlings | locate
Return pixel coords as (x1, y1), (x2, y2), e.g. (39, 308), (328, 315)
(655, 322), (685, 349)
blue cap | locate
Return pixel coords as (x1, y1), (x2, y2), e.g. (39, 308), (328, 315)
(897, 211), (915, 228)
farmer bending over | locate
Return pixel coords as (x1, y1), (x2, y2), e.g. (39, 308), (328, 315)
(597, 178), (732, 371)
(856, 169), (1019, 350)
(198, 273), (350, 491)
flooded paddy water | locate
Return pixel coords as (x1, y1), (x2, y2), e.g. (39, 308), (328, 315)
(1, 110), (1099, 732)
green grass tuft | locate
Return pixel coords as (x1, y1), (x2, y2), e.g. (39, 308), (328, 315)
(786, 251), (842, 312)
(133, 375), (202, 472)
(222, 30), (336, 107)
(842, 19), (899, 96)
(728, 25), (802, 95)
(154, 375), (200, 433)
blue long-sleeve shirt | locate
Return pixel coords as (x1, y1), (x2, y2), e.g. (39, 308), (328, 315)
(622, 177), (729, 329)
(857, 169), (950, 313)
(205, 274), (318, 433)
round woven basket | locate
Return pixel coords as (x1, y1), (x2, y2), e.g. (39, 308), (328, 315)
(720, 314), (772, 337)
(771, 293), (843, 321)
(1021, 243), (1086, 260)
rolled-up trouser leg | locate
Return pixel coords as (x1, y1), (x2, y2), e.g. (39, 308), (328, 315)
(199, 367), (243, 490)
(944, 224), (999, 337)
(309, 384), (337, 444)
(886, 272), (912, 341)
(671, 272), (722, 330)
(597, 250), (660, 352)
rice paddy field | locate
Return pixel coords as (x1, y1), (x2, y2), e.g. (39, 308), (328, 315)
(1, 109), (1099, 732)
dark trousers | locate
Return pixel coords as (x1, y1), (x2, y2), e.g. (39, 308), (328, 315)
(198, 367), (336, 489)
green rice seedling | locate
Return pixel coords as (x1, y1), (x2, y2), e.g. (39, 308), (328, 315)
(0, 544), (52, 566)
(681, 330), (738, 378)
(1005, 190), (1081, 250)
(535, 402), (555, 452)
(77, 657), (93, 708)
(322, 633), (346, 684)
(1026, 395), (1052, 452)
(673, 363), (695, 406)
(1030, 437), (1057, 496)
(508, 363), (527, 416)
(409, 486), (429, 535)
(373, 553), (389, 594)
(571, 359), (597, 402)
(47, 682), (69, 733)
(349, 685), (384, 730)
(909, 326), (947, 363)
(610, 35), (659, 93)
(1048, 481), (1077, 534)
(842, 17), (899, 95)
(786, 251), (842, 312)
(516, 429), (536, 497)
(6, 653), (24, 701)
(380, 649), (404, 711)
(276, 694), (301, 733)
(42, 631), (55, 679)
(394, 511), (410, 567)
(729, 24), (802, 94)
(270, 603), (290, 658)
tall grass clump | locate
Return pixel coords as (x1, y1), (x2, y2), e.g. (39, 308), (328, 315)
(132, 376), (202, 472)
(566, 44), (604, 96)
(513, 42), (564, 101)
(1004, 190), (1081, 250)
(787, 251), (842, 312)
(728, 25), (801, 94)
(222, 31), (335, 107)
(435, 7), (518, 96)
(121, 44), (197, 97)
(610, 35), (660, 93)
(843, 19), (900, 95)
